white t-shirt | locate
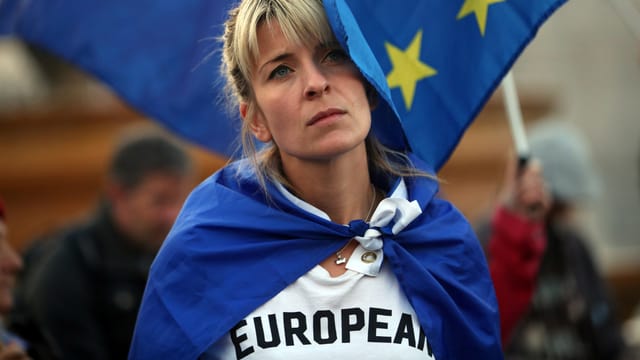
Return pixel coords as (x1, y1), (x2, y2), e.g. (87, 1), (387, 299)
(204, 181), (436, 359)
(205, 263), (435, 360)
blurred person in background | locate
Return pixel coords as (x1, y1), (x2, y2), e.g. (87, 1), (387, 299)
(619, 145), (640, 357)
(0, 197), (30, 360)
(7, 127), (194, 360)
(479, 155), (551, 346)
(1, 197), (56, 360)
(481, 119), (629, 359)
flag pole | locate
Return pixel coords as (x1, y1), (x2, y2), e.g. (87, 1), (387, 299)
(501, 70), (530, 167)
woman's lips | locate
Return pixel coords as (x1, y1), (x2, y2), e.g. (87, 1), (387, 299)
(307, 108), (346, 126)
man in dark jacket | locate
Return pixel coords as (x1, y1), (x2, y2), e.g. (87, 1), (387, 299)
(9, 128), (194, 360)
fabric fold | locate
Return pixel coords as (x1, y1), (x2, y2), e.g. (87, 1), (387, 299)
(129, 154), (502, 360)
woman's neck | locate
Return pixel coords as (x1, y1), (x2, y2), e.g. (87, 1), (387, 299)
(281, 148), (374, 224)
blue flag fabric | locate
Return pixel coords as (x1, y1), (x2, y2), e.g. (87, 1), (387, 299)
(324, 0), (566, 170)
(129, 154), (502, 359)
(0, 0), (564, 170)
(0, 0), (241, 157)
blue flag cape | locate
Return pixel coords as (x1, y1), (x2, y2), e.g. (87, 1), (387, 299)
(129, 154), (502, 359)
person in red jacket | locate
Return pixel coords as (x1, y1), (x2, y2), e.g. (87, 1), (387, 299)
(484, 157), (551, 345)
(482, 120), (630, 359)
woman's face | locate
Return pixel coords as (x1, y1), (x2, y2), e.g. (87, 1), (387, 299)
(0, 220), (22, 315)
(244, 21), (372, 164)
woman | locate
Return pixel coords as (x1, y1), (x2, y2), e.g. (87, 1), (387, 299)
(129, 0), (502, 358)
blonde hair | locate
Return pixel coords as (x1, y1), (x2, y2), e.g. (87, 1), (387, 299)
(220, 0), (432, 190)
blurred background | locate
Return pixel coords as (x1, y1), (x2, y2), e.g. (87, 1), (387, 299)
(0, 0), (639, 341)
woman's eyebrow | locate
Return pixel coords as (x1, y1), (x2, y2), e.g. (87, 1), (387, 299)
(259, 52), (293, 73)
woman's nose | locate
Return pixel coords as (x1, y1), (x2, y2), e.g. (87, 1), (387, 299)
(303, 64), (329, 99)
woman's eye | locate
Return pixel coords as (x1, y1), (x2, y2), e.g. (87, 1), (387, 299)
(269, 65), (291, 79)
(324, 49), (349, 64)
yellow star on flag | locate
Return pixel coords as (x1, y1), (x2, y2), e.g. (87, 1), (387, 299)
(385, 30), (436, 111)
(457, 0), (504, 36)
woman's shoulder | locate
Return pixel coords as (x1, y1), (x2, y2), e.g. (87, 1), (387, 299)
(159, 160), (269, 251)
(189, 159), (260, 197)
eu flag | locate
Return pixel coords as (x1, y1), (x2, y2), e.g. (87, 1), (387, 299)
(0, 0), (240, 157)
(0, 0), (565, 170)
(324, 0), (566, 170)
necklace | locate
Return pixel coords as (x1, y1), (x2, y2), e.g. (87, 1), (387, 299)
(335, 184), (377, 265)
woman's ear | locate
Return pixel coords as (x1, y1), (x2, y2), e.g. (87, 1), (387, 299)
(239, 102), (249, 119)
(240, 102), (272, 143)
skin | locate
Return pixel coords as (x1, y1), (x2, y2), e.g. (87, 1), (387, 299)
(0, 220), (29, 360)
(107, 172), (192, 252)
(499, 157), (552, 221)
(0, 221), (21, 316)
(0, 343), (30, 360)
(242, 21), (378, 276)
